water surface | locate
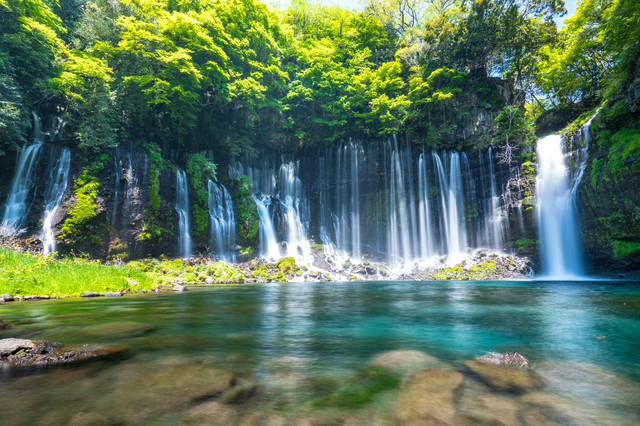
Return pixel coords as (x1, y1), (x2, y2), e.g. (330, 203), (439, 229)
(1, 280), (639, 424)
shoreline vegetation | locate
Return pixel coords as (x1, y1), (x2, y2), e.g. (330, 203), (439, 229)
(1, 238), (533, 300)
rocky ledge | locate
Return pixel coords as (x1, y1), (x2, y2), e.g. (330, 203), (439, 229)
(0, 338), (128, 368)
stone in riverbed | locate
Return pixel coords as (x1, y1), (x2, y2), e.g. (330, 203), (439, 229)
(395, 367), (465, 424)
(81, 291), (100, 297)
(0, 338), (129, 367)
(23, 295), (39, 301)
(476, 351), (530, 367)
(39, 295), (50, 300)
(0, 338), (35, 355)
(0, 319), (13, 330)
(103, 292), (123, 297)
(370, 350), (442, 376)
(0, 294), (13, 301)
(173, 284), (188, 292)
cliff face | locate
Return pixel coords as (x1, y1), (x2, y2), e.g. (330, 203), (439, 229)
(576, 55), (640, 277)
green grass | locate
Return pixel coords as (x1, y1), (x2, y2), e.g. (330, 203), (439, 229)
(0, 249), (155, 297)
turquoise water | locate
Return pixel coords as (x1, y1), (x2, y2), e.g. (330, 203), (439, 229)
(1, 280), (640, 424)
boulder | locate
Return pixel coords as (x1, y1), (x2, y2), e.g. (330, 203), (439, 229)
(103, 292), (123, 297)
(81, 291), (100, 297)
(0, 298), (4, 304)
(464, 359), (538, 393)
(0, 338), (129, 367)
(395, 368), (465, 424)
(0, 338), (36, 356)
(0, 294), (13, 301)
(39, 295), (50, 300)
(173, 284), (188, 292)
(370, 350), (441, 376)
(476, 351), (530, 367)
(23, 295), (39, 301)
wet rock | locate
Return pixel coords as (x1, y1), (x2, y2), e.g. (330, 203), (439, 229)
(0, 338), (127, 367)
(625, 156), (636, 164)
(464, 359), (538, 393)
(0, 338), (35, 355)
(81, 291), (100, 297)
(221, 380), (260, 404)
(173, 284), (188, 292)
(370, 350), (441, 376)
(476, 351), (530, 367)
(23, 295), (39, 301)
(395, 367), (465, 424)
(0, 298), (3, 303)
(0, 294), (13, 301)
(39, 295), (50, 300)
(103, 292), (123, 297)
(0, 318), (12, 330)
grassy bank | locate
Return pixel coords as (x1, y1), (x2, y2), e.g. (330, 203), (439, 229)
(0, 249), (155, 297)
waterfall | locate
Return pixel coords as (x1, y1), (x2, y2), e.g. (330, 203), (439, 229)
(208, 180), (236, 262)
(42, 148), (70, 255)
(175, 168), (191, 258)
(2, 142), (43, 233)
(536, 135), (584, 278)
(255, 196), (280, 260)
(418, 152), (434, 258)
(432, 151), (467, 258)
(229, 153), (313, 264)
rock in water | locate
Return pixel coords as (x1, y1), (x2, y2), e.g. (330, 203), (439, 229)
(370, 350), (441, 376)
(0, 318), (12, 330)
(0, 294), (12, 301)
(476, 351), (530, 367)
(81, 291), (100, 297)
(103, 292), (123, 297)
(395, 368), (465, 424)
(0, 338), (128, 367)
(173, 285), (188, 292)
(0, 338), (36, 356)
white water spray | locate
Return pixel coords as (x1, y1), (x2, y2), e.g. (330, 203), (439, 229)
(176, 168), (191, 258)
(42, 148), (70, 255)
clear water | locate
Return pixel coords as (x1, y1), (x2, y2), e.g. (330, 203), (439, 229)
(1, 280), (639, 425)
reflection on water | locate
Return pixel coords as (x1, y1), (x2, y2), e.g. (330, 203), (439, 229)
(1, 280), (640, 425)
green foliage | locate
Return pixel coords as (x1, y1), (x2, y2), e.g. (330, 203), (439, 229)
(431, 259), (498, 280)
(0, 248), (154, 296)
(185, 153), (216, 238)
(612, 240), (640, 257)
(232, 175), (259, 243)
(496, 105), (536, 148)
(133, 258), (245, 285)
(61, 168), (101, 239)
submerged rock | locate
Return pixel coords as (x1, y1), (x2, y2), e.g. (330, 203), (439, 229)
(173, 284), (188, 292)
(0, 318), (12, 330)
(0, 338), (128, 367)
(370, 350), (441, 376)
(395, 367), (465, 424)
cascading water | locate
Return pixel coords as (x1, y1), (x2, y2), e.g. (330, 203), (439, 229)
(255, 196), (281, 260)
(175, 168), (192, 258)
(229, 153), (313, 264)
(2, 143), (43, 233)
(208, 180), (236, 262)
(536, 134), (584, 278)
(42, 148), (70, 255)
